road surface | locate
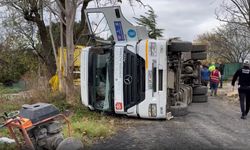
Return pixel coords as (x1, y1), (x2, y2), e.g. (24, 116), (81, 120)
(91, 96), (250, 150)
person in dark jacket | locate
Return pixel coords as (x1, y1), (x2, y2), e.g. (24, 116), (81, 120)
(218, 61), (225, 88)
(231, 60), (250, 119)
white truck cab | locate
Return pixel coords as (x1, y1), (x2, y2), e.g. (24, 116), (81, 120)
(80, 6), (207, 119)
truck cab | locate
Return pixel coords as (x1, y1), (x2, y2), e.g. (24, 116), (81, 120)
(80, 6), (206, 119)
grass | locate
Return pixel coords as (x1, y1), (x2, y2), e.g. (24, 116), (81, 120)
(0, 143), (16, 150)
(56, 100), (117, 146)
(63, 118), (115, 145)
(0, 114), (17, 150)
(0, 83), (24, 95)
(0, 100), (23, 114)
(0, 128), (10, 139)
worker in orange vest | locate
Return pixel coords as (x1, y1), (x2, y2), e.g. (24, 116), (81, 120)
(210, 67), (221, 96)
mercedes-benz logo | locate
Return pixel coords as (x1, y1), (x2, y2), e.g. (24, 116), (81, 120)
(124, 75), (132, 85)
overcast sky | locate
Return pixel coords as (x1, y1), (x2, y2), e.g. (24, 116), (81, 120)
(0, 0), (224, 42)
(117, 0), (223, 41)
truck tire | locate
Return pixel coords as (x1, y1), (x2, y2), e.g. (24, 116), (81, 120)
(169, 102), (188, 117)
(192, 95), (208, 103)
(192, 44), (207, 52)
(193, 86), (208, 95)
(168, 41), (192, 52)
(191, 52), (207, 60)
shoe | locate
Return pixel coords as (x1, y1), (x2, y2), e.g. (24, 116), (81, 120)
(241, 115), (246, 119)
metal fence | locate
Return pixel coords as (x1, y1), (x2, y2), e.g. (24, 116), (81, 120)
(222, 63), (241, 80)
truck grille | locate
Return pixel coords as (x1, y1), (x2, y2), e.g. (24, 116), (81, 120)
(123, 49), (145, 110)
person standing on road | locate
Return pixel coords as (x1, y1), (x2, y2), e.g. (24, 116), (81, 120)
(218, 61), (225, 88)
(232, 60), (250, 119)
(201, 65), (210, 86)
(210, 67), (221, 96)
(208, 62), (216, 89)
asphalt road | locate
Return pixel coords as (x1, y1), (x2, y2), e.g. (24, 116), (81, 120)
(91, 96), (250, 150)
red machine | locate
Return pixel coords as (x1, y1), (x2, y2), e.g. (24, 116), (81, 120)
(0, 103), (78, 150)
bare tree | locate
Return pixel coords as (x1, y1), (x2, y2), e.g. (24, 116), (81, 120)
(2, 11), (36, 50)
(197, 23), (250, 63)
(216, 0), (250, 29)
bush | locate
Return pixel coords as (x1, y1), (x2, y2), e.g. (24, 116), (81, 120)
(0, 62), (26, 86)
(0, 50), (38, 86)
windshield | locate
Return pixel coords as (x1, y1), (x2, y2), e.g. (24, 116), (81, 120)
(87, 12), (113, 41)
(88, 49), (113, 111)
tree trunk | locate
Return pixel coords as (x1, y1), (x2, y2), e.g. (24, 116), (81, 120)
(38, 22), (56, 77)
(59, 23), (66, 93)
(64, 0), (77, 104)
(59, 0), (66, 93)
(65, 24), (75, 103)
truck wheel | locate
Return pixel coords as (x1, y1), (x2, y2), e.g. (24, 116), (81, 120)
(192, 95), (208, 103)
(169, 102), (188, 117)
(192, 44), (207, 52)
(193, 86), (208, 95)
(168, 41), (192, 52)
(191, 52), (207, 60)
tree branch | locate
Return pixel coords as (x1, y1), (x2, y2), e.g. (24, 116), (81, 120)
(55, 0), (66, 14)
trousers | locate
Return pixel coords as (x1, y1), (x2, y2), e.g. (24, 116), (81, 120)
(220, 75), (223, 87)
(238, 87), (250, 116)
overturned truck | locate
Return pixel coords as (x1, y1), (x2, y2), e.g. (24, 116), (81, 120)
(80, 6), (208, 119)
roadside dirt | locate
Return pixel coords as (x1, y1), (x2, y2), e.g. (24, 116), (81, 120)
(90, 83), (250, 150)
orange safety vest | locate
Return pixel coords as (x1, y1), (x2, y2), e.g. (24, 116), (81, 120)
(210, 70), (220, 83)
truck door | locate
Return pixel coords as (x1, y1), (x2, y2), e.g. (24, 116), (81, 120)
(136, 40), (167, 119)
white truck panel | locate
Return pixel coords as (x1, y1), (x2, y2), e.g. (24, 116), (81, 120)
(136, 40), (167, 119)
(114, 46), (125, 114)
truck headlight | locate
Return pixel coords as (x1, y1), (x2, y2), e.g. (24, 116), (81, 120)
(148, 104), (157, 117)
